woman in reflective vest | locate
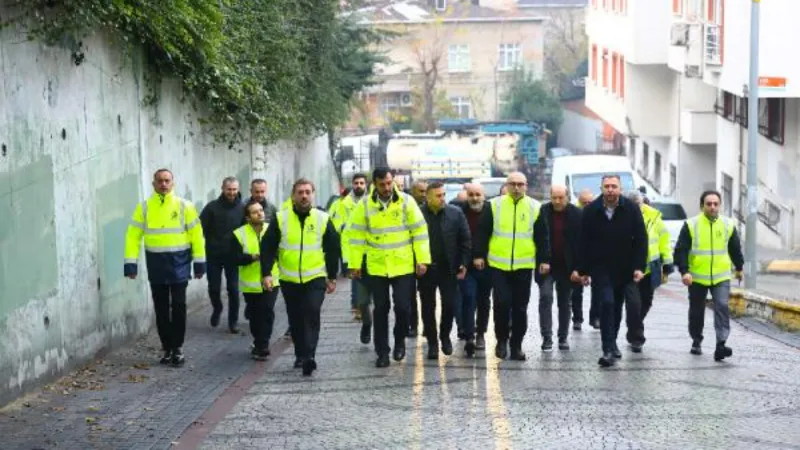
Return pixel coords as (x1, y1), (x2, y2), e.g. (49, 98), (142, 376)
(233, 201), (280, 361)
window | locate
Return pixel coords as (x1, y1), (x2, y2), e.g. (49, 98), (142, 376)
(628, 137), (636, 165)
(706, 0), (722, 23)
(436, 0), (447, 11)
(735, 96), (748, 127)
(721, 173), (733, 215)
(619, 56), (625, 98)
(669, 164), (677, 195)
(654, 152), (662, 189)
(498, 44), (521, 71)
(611, 53), (618, 95)
(601, 49), (608, 88)
(448, 44), (470, 73)
(642, 143), (650, 177)
(591, 45), (598, 83)
(672, 0), (683, 15)
(758, 98), (785, 144)
(715, 90), (734, 121)
(450, 96), (471, 119)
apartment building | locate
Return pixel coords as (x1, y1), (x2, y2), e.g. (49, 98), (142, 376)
(347, 0), (545, 131)
(585, 0), (799, 250)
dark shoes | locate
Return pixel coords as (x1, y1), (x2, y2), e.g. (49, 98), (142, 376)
(170, 348), (185, 367)
(441, 337), (453, 356)
(375, 354), (390, 368)
(464, 340), (476, 358)
(598, 352), (615, 367)
(630, 342), (643, 353)
(714, 341), (733, 361)
(210, 308), (222, 328)
(509, 348), (527, 361)
(495, 340), (508, 359)
(393, 343), (406, 362)
(541, 338), (553, 352)
(690, 340), (703, 355)
(159, 350), (172, 365)
(558, 338), (570, 351)
(251, 347), (269, 361)
(293, 357), (304, 368)
(590, 318), (600, 329)
(573, 321), (582, 331)
(611, 345), (622, 359)
(427, 345), (439, 360)
(302, 359), (317, 376)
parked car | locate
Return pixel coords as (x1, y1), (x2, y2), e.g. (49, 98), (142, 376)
(471, 177), (506, 199)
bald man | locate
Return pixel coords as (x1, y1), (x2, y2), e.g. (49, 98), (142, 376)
(475, 172), (550, 360)
(536, 185), (583, 351)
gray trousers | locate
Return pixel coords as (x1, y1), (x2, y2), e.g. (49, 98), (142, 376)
(538, 274), (573, 339)
(688, 281), (731, 344)
(354, 276), (372, 328)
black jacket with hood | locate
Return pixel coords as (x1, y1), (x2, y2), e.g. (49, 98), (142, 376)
(200, 193), (245, 259)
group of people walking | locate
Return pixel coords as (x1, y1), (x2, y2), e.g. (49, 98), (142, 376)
(124, 166), (744, 376)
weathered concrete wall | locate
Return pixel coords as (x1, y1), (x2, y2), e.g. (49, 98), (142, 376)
(0, 26), (337, 406)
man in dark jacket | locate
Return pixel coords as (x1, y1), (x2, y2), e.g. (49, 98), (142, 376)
(408, 180), (428, 338)
(537, 185), (582, 352)
(577, 174), (648, 367)
(245, 178), (278, 225)
(419, 182), (471, 359)
(200, 176), (245, 333)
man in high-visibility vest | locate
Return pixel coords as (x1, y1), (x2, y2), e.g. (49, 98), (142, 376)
(571, 188), (597, 330)
(347, 168), (431, 368)
(407, 180), (428, 338)
(626, 191), (674, 352)
(333, 173), (369, 322)
(474, 172), (550, 361)
(232, 201), (280, 361)
(125, 168), (205, 367)
(674, 190), (743, 361)
(260, 178), (340, 376)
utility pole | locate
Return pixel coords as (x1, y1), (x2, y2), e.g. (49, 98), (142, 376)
(744, 0), (760, 289)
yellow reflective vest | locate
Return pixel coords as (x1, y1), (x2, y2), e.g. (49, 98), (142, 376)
(276, 207), (329, 284)
(124, 191), (205, 283)
(331, 192), (360, 233)
(487, 195), (540, 271)
(346, 189), (431, 277)
(641, 203), (672, 274)
(686, 213), (735, 286)
(234, 224), (279, 292)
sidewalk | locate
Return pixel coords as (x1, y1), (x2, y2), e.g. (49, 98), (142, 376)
(758, 245), (800, 275)
(0, 290), (290, 450)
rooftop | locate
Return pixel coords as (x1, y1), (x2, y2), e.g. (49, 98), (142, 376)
(353, 0), (546, 24)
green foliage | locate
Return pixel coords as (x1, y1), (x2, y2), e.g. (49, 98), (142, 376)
(500, 70), (564, 132)
(1, 0), (385, 144)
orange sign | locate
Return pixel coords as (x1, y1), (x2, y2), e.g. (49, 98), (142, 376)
(758, 77), (787, 88)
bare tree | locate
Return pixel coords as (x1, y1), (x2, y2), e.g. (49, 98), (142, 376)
(542, 8), (588, 96)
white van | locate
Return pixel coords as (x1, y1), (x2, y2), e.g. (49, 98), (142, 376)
(551, 155), (658, 201)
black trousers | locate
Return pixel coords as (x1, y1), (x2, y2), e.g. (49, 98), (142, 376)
(207, 257), (240, 327)
(244, 289), (279, 351)
(571, 284), (584, 324)
(151, 282), (188, 351)
(491, 268), (533, 349)
(638, 275), (655, 319)
(369, 274), (414, 356)
(418, 266), (458, 343)
(409, 276), (420, 332)
(538, 273), (573, 339)
(281, 279), (326, 360)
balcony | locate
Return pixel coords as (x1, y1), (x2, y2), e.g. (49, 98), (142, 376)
(680, 110), (717, 145)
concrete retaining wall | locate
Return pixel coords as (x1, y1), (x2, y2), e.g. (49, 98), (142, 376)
(729, 290), (800, 332)
(0, 26), (337, 406)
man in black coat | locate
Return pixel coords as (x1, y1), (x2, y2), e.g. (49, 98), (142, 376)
(418, 181), (471, 359)
(536, 185), (582, 352)
(577, 174), (648, 367)
(200, 176), (245, 333)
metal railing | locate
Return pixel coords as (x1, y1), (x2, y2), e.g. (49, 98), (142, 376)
(705, 23), (722, 65)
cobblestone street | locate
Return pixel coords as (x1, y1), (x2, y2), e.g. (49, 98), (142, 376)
(2, 281), (800, 450)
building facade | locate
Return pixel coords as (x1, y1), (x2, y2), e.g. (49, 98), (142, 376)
(347, 0), (545, 131)
(585, 0), (799, 250)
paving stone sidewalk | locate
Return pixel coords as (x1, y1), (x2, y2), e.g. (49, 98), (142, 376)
(0, 290), (290, 450)
(199, 280), (800, 450)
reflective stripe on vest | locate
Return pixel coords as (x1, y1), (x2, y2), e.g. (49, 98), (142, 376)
(687, 215), (734, 286)
(348, 192), (426, 249)
(234, 225), (276, 292)
(277, 209), (328, 283)
(137, 197), (195, 253)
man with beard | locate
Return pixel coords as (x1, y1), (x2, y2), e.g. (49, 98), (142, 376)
(200, 177), (245, 333)
(453, 183), (492, 355)
(347, 168), (431, 368)
(260, 178), (340, 376)
(242, 178), (278, 322)
(577, 175), (648, 367)
(407, 179), (428, 338)
(337, 174), (373, 342)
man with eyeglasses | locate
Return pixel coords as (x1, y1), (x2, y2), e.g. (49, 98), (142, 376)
(474, 172), (550, 361)
(673, 190), (743, 361)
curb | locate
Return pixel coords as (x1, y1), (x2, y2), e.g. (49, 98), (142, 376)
(761, 259), (800, 275)
(729, 289), (800, 332)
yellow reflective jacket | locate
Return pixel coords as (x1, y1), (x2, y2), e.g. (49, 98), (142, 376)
(686, 214), (735, 286)
(641, 203), (672, 274)
(124, 191), (205, 283)
(346, 188), (431, 277)
(276, 207), (329, 284)
(487, 195), (540, 271)
(233, 223), (279, 292)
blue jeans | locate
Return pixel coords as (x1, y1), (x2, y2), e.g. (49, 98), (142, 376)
(207, 257), (240, 327)
(595, 274), (643, 353)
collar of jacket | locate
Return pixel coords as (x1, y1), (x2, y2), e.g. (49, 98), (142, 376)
(370, 186), (401, 204)
(150, 191), (176, 204)
(218, 192), (242, 207)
